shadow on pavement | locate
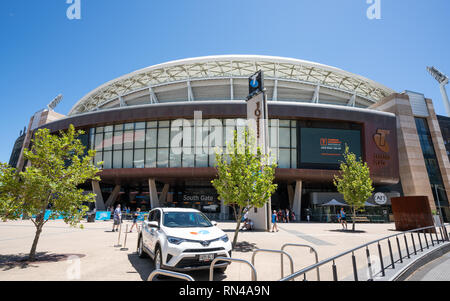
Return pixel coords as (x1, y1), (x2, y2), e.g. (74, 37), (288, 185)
(127, 252), (227, 281)
(233, 241), (258, 252)
(127, 253), (155, 281)
(328, 229), (367, 234)
(0, 252), (86, 271)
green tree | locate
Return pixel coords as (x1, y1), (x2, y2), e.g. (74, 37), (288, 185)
(0, 125), (101, 261)
(333, 145), (374, 231)
(212, 130), (277, 248)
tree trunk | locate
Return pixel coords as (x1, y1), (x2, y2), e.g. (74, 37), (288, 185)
(352, 207), (356, 232)
(29, 225), (43, 261)
(232, 220), (242, 249)
(231, 207), (243, 249)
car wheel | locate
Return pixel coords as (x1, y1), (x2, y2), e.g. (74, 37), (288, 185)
(154, 246), (162, 270)
(138, 237), (147, 258)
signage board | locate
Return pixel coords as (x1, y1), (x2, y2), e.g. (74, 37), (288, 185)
(95, 211), (111, 221)
(300, 128), (361, 165)
(374, 192), (388, 205)
(248, 70), (264, 97)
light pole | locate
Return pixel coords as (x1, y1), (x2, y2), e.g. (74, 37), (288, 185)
(427, 66), (450, 117)
(433, 184), (444, 219)
(433, 184), (449, 222)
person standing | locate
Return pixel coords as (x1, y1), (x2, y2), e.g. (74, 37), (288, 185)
(112, 204), (122, 232)
(290, 210), (295, 222)
(243, 209), (249, 222)
(340, 207), (348, 230)
(285, 208), (290, 223)
(271, 210), (279, 232)
(129, 208), (141, 232)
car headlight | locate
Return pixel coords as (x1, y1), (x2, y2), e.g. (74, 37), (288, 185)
(220, 235), (229, 243)
(167, 236), (186, 245)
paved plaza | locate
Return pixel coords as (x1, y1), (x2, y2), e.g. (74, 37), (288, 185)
(0, 219), (422, 281)
(406, 251), (450, 281)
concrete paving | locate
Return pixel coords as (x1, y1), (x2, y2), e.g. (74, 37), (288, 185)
(0, 219), (404, 281)
(406, 251), (450, 281)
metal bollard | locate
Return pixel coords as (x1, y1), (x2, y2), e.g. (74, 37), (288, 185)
(115, 222), (122, 247)
(121, 224), (129, 251)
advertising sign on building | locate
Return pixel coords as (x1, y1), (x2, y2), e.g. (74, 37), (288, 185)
(300, 128), (361, 165)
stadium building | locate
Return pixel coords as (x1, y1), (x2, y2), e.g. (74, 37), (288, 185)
(9, 55), (450, 222)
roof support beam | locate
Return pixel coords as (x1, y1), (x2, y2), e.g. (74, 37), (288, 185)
(187, 80), (194, 101)
(148, 86), (158, 104)
(230, 78), (234, 100)
(312, 85), (320, 103)
(119, 96), (126, 107)
(273, 79), (278, 101)
(347, 93), (356, 107)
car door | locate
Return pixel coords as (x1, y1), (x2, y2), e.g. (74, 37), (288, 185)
(142, 210), (154, 250)
(148, 209), (161, 252)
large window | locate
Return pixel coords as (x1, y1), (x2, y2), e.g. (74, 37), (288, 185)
(89, 119), (298, 169)
(415, 118), (449, 207)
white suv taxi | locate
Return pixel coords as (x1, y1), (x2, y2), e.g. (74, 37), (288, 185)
(137, 208), (232, 272)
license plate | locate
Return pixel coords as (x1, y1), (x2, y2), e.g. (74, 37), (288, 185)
(199, 254), (214, 262)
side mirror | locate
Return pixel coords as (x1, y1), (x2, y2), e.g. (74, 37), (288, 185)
(211, 221), (218, 226)
(148, 221), (159, 228)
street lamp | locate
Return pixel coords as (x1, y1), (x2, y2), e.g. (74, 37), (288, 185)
(433, 184), (448, 223)
(427, 66), (450, 117)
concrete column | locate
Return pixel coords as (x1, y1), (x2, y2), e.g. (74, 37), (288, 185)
(91, 181), (106, 211)
(287, 184), (295, 209)
(159, 184), (170, 204)
(148, 179), (160, 209)
(105, 185), (121, 208)
(248, 203), (269, 231)
(293, 180), (302, 221)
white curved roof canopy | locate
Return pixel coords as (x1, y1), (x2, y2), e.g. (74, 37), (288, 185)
(68, 55), (396, 116)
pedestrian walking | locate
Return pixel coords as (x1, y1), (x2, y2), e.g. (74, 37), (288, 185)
(112, 204), (122, 232)
(340, 207), (348, 230)
(129, 208), (141, 232)
(271, 210), (279, 232)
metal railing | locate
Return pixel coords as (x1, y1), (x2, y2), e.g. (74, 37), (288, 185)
(148, 269), (194, 281)
(280, 223), (450, 281)
(281, 244), (320, 281)
(251, 249), (294, 280)
(209, 257), (257, 281)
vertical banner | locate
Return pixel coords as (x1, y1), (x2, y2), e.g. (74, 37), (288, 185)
(246, 87), (271, 231)
(246, 92), (267, 155)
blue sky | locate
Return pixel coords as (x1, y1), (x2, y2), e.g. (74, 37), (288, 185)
(0, 0), (449, 163)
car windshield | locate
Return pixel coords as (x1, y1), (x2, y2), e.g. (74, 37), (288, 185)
(163, 212), (213, 228)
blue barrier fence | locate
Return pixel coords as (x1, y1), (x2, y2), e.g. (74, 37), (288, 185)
(31, 210), (64, 220)
(95, 211), (111, 220)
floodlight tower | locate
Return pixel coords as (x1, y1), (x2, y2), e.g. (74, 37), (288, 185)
(47, 94), (63, 111)
(427, 66), (450, 117)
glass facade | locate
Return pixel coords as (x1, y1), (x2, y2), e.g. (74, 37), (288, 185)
(89, 119), (297, 169)
(437, 115), (450, 161)
(415, 117), (449, 207)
